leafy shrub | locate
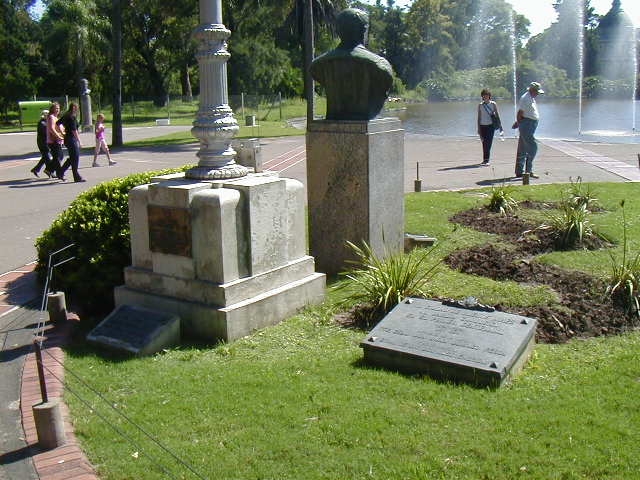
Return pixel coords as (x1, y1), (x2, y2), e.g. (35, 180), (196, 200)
(486, 185), (518, 215)
(606, 200), (640, 317)
(334, 241), (441, 326)
(35, 167), (188, 315)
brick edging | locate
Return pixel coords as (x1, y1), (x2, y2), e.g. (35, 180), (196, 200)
(20, 317), (99, 480)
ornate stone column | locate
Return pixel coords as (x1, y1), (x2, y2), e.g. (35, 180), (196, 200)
(187, 0), (247, 180)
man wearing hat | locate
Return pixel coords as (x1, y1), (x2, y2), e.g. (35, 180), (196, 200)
(513, 82), (544, 178)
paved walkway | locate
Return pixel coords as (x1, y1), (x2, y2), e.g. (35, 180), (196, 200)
(1, 132), (639, 479)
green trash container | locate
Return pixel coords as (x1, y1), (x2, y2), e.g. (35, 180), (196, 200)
(18, 101), (51, 128)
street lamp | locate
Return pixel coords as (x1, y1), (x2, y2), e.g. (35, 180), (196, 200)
(187, 0), (248, 180)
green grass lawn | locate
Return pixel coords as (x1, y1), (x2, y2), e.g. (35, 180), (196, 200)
(65, 183), (640, 480)
(124, 121), (305, 149)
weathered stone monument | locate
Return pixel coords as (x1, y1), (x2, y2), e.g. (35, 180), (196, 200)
(307, 8), (404, 277)
(79, 78), (93, 133)
(361, 298), (537, 387)
(90, 0), (325, 351)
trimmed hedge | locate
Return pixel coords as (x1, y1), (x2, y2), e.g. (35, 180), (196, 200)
(35, 167), (189, 316)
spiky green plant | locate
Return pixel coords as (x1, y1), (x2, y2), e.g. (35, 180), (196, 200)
(335, 241), (441, 324)
(545, 201), (594, 249)
(566, 176), (600, 211)
(606, 200), (640, 317)
(486, 185), (518, 215)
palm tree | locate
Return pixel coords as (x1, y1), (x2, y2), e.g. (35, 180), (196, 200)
(41, 0), (109, 96)
(281, 0), (346, 120)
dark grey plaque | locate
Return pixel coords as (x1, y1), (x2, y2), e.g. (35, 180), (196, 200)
(148, 205), (192, 257)
(361, 298), (537, 387)
(87, 305), (180, 356)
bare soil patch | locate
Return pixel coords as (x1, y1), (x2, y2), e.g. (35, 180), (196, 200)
(446, 206), (637, 343)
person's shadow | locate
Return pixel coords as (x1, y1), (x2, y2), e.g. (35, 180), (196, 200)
(0, 178), (58, 188)
(477, 177), (520, 186)
(438, 164), (485, 172)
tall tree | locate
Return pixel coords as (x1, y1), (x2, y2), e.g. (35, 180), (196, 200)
(455, 0), (526, 71)
(0, 0), (44, 119)
(404, 0), (456, 87)
(119, 0), (199, 105)
(363, 0), (410, 83)
(594, 0), (635, 80)
(527, 0), (598, 80)
(40, 0), (110, 96)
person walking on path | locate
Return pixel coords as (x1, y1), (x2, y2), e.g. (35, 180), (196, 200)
(30, 109), (53, 177)
(58, 102), (85, 183)
(92, 113), (116, 167)
(513, 82), (544, 178)
(477, 88), (502, 165)
(46, 102), (66, 181)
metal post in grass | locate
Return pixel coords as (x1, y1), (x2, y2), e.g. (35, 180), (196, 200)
(186, 0), (248, 180)
(414, 162), (422, 192)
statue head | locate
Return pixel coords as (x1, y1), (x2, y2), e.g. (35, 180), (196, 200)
(336, 8), (368, 48)
(80, 78), (91, 95)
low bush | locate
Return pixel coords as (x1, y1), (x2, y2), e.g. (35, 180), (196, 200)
(540, 181), (604, 250)
(606, 200), (640, 316)
(35, 167), (188, 316)
(486, 185), (518, 215)
(566, 176), (600, 211)
(334, 240), (441, 326)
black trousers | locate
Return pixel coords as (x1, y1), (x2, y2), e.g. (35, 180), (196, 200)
(33, 145), (51, 172)
(48, 142), (65, 178)
(61, 138), (82, 181)
(479, 124), (495, 161)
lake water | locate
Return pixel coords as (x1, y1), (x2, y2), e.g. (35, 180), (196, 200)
(397, 98), (640, 143)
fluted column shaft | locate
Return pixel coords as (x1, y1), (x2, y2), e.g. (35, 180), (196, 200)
(187, 0), (247, 180)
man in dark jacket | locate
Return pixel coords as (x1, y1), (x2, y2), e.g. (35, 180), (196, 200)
(30, 109), (54, 178)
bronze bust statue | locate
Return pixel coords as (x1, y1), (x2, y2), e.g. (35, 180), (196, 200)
(310, 8), (394, 121)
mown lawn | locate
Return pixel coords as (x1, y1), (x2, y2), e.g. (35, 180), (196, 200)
(65, 182), (640, 480)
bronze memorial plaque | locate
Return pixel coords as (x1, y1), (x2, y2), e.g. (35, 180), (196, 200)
(361, 298), (537, 387)
(148, 205), (192, 257)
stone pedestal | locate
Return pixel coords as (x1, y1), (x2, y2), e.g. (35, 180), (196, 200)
(306, 117), (404, 276)
(33, 399), (66, 449)
(80, 93), (93, 133)
(114, 172), (325, 342)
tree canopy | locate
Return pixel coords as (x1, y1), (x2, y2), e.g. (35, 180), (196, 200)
(1, 0), (638, 119)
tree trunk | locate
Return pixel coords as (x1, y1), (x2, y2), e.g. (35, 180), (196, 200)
(304, 0), (314, 123)
(147, 63), (168, 107)
(181, 63), (193, 102)
(111, 0), (123, 147)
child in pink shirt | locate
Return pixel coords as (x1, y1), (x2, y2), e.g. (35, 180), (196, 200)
(92, 113), (116, 166)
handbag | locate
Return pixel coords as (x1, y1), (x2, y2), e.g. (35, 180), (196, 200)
(483, 103), (501, 130)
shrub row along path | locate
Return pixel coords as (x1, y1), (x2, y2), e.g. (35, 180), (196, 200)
(1, 126), (639, 479)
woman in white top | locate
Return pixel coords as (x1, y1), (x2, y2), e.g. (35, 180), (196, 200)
(477, 88), (502, 165)
(46, 102), (66, 180)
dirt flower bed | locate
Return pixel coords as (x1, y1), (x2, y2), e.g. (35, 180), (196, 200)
(447, 205), (637, 343)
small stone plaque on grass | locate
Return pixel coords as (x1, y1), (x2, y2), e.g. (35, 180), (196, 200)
(88, 305), (180, 356)
(361, 298), (537, 387)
